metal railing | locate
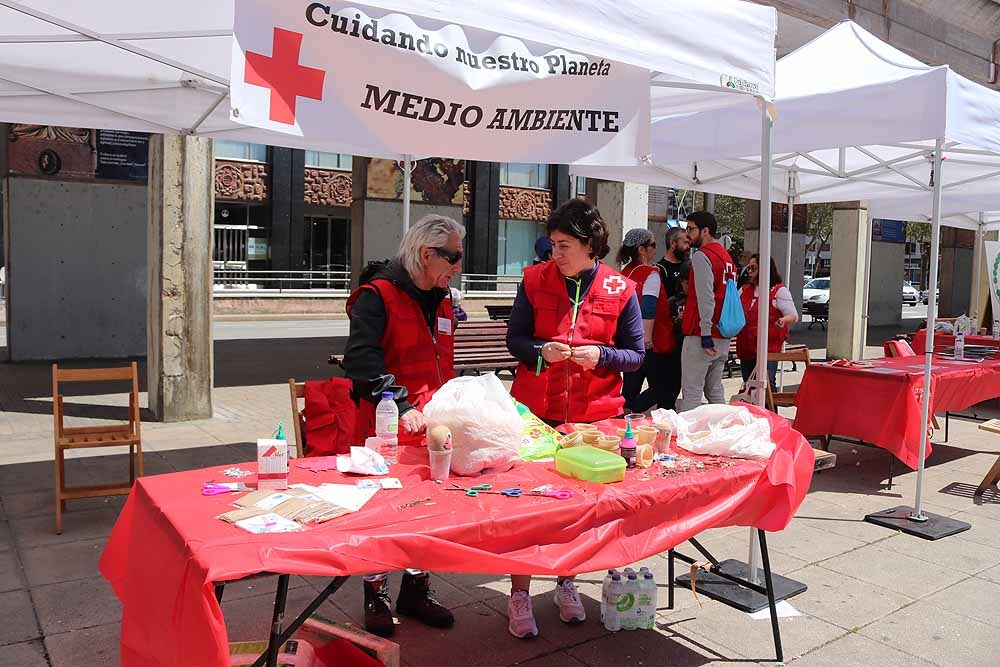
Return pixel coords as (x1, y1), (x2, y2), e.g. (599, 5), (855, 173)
(460, 273), (522, 295)
(213, 269), (524, 296)
(213, 268), (351, 294)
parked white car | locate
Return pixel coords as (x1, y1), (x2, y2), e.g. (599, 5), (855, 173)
(803, 277), (830, 305)
(902, 283), (920, 305)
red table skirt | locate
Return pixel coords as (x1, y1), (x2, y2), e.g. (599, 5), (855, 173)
(100, 406), (813, 667)
(793, 355), (1000, 468)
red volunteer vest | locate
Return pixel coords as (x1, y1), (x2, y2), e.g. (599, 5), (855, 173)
(681, 242), (734, 339)
(347, 279), (455, 444)
(736, 283), (789, 359)
(510, 262), (635, 424)
(623, 262), (676, 355)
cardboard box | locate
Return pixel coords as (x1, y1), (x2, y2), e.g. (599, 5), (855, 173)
(296, 616), (400, 667)
(257, 438), (289, 490)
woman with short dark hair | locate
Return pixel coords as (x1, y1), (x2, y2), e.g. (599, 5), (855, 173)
(503, 198), (645, 639)
(736, 254), (798, 389)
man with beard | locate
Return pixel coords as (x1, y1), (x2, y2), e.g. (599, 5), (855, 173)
(678, 211), (735, 411)
(636, 226), (691, 410)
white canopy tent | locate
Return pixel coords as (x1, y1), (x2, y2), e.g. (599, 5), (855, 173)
(573, 21), (1000, 537)
(0, 0), (777, 156)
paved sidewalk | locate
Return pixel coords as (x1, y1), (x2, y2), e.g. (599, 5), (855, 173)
(1, 334), (999, 666)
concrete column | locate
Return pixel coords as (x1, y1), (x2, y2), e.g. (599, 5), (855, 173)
(593, 180), (649, 264)
(828, 202), (868, 360)
(973, 230), (999, 328)
(350, 157), (464, 288)
(147, 135), (214, 421)
(742, 200), (808, 311)
(939, 227), (975, 318)
(867, 241), (904, 326)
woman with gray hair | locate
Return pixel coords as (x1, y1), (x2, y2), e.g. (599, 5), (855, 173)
(342, 213), (465, 638)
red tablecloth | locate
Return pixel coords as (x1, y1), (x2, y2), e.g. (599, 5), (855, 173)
(911, 329), (998, 354)
(100, 407), (813, 667)
(793, 355), (1000, 468)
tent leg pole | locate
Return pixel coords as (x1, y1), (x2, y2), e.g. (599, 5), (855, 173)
(748, 100), (775, 585)
(860, 214), (873, 357)
(864, 138), (970, 541)
(403, 154), (413, 233)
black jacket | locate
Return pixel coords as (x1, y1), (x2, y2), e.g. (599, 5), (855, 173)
(342, 260), (450, 413)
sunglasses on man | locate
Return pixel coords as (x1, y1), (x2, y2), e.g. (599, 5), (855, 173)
(432, 246), (463, 265)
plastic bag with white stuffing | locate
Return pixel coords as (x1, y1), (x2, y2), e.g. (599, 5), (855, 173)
(423, 374), (520, 475)
(651, 404), (774, 459)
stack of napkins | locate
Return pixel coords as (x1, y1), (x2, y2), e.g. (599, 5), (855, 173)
(217, 484), (378, 533)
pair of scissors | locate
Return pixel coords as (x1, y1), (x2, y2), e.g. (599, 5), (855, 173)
(447, 483), (493, 497)
(529, 487), (574, 500)
(202, 482), (248, 496)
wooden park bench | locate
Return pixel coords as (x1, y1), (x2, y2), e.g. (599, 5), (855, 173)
(330, 320), (518, 377)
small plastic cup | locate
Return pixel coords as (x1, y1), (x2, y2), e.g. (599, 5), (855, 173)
(582, 430), (602, 445)
(573, 423), (598, 432)
(597, 435), (622, 453)
(635, 426), (658, 446)
(428, 448), (452, 482)
(653, 423), (673, 454)
(559, 432), (583, 448)
(625, 413), (648, 426)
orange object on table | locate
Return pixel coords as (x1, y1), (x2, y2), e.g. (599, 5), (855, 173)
(793, 354), (1000, 468)
(100, 405), (813, 667)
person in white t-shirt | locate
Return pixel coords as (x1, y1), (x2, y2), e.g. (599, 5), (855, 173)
(735, 254), (798, 390)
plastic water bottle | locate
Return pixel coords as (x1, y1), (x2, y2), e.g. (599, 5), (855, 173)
(639, 571), (657, 630)
(374, 392), (399, 464)
(955, 330), (966, 361)
(600, 570), (616, 623)
(621, 572), (640, 630)
(603, 574), (624, 632)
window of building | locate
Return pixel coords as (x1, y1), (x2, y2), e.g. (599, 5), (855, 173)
(574, 176), (587, 197)
(499, 163), (549, 189)
(497, 219), (546, 276)
(214, 141), (267, 162)
(303, 215), (351, 289)
(304, 151), (353, 170)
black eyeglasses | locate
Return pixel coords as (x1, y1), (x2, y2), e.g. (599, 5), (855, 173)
(432, 247), (463, 265)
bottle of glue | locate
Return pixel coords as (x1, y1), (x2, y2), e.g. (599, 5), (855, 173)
(621, 416), (638, 469)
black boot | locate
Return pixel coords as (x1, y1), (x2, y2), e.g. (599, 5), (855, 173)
(363, 577), (395, 638)
(396, 571), (455, 629)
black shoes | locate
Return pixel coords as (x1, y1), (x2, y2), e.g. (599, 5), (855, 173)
(363, 572), (455, 637)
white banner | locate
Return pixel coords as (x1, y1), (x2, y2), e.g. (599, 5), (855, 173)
(985, 240), (1000, 327)
(231, 1), (650, 165)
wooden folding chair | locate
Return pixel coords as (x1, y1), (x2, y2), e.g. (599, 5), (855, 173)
(52, 362), (142, 534)
(765, 347), (811, 413)
(288, 379), (306, 459)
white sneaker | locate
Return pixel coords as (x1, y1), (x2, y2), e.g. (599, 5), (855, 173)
(553, 579), (586, 624)
(508, 590), (538, 639)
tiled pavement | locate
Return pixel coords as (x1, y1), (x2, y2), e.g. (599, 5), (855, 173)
(2, 332), (1000, 666)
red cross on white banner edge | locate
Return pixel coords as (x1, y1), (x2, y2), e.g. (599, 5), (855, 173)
(244, 27), (326, 125)
(603, 275), (626, 295)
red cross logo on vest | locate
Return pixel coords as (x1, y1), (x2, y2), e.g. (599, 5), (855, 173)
(244, 28), (325, 125)
(603, 275), (627, 295)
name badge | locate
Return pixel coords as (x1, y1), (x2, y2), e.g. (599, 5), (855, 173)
(437, 317), (453, 336)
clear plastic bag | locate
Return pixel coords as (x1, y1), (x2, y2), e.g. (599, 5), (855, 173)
(423, 374), (521, 475)
(653, 404), (774, 459)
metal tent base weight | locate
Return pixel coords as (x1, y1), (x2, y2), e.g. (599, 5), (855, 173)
(865, 505), (971, 540)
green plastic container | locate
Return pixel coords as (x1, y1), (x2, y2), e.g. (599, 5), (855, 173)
(555, 445), (626, 484)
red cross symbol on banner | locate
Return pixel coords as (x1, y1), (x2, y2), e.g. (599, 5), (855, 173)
(244, 28), (325, 125)
(603, 275), (627, 295)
